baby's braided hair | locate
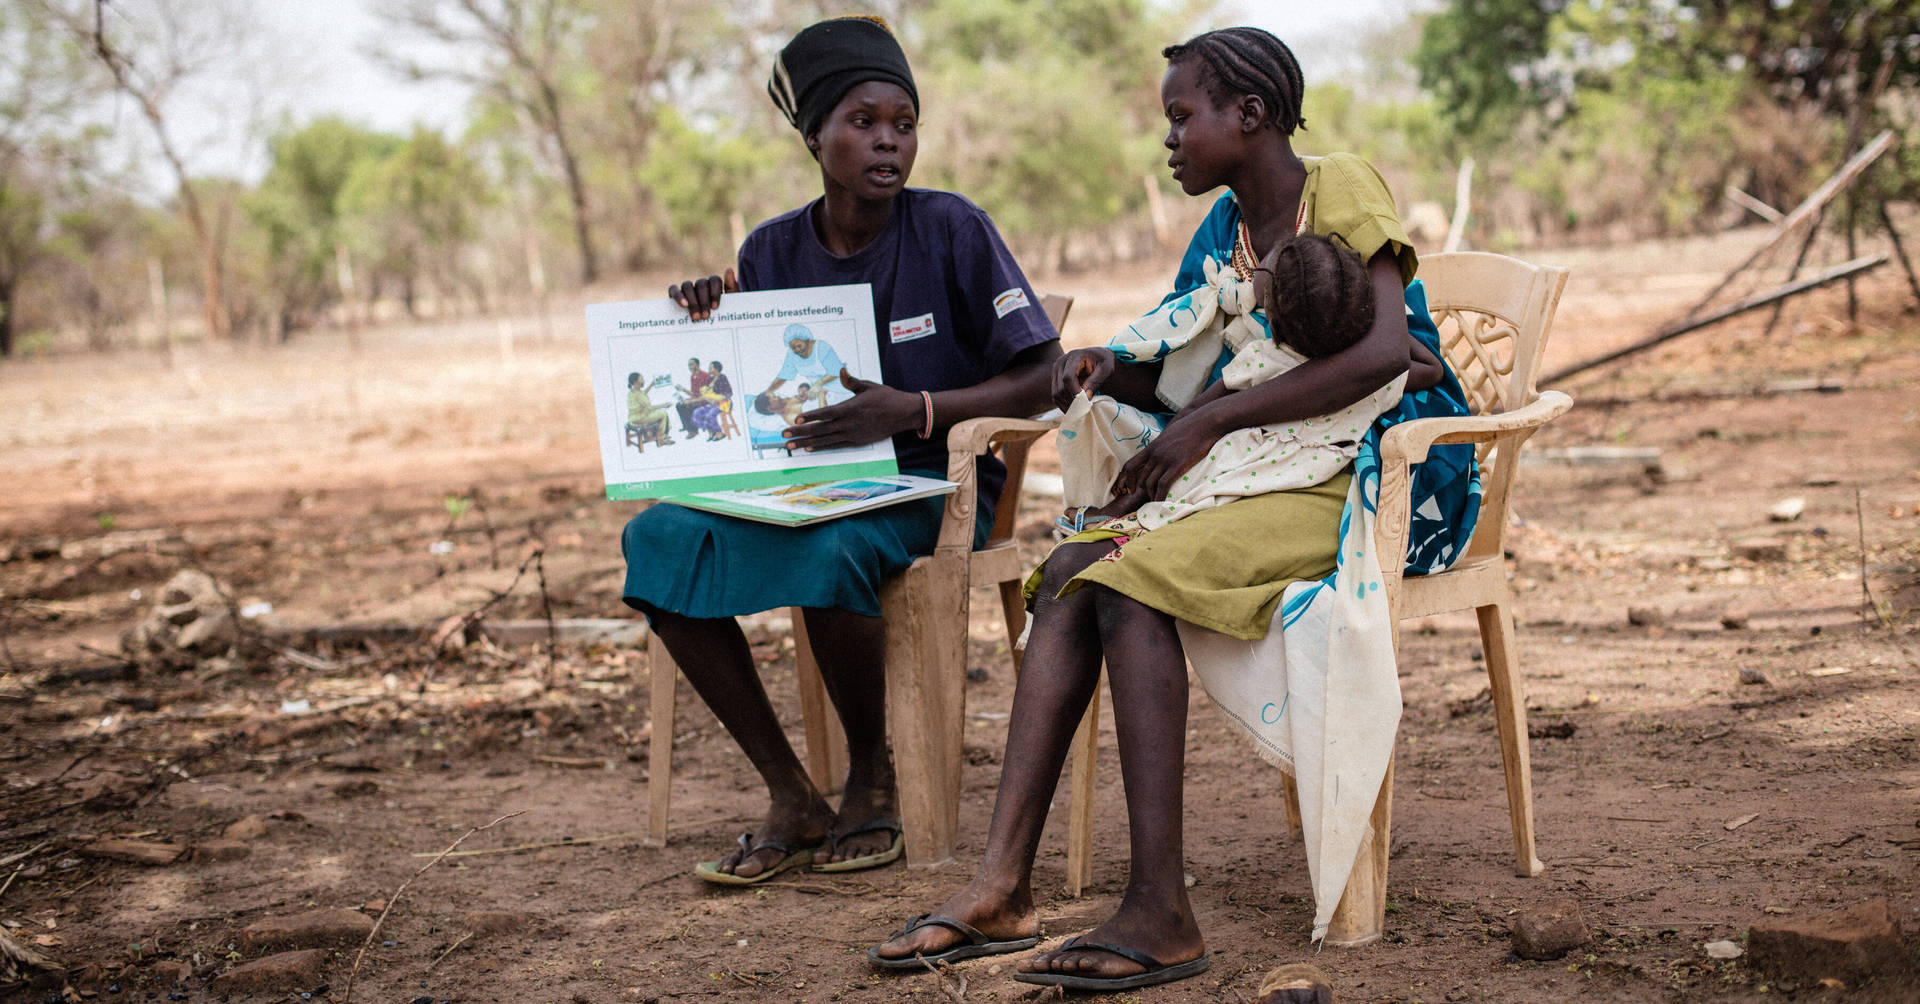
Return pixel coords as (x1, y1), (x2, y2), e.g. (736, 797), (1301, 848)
(1162, 26), (1306, 134)
(1258, 234), (1375, 359)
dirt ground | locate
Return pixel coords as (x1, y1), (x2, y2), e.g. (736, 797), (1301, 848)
(2, 223), (1918, 1003)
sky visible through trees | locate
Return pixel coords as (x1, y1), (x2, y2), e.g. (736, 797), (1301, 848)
(2, 0), (1912, 356)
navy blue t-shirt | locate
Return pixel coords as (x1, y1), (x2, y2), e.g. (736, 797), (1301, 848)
(735, 188), (1057, 505)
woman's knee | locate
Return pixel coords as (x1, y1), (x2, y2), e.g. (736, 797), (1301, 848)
(1092, 585), (1176, 647)
(1032, 541), (1111, 605)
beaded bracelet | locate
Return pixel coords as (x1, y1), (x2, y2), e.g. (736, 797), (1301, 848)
(917, 390), (934, 439)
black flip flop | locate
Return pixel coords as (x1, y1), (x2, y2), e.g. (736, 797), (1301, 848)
(1010, 935), (1211, 991)
(866, 914), (1041, 970)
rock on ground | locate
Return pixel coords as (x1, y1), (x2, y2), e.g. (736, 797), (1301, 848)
(1255, 962), (1336, 1003)
(238, 909), (375, 952)
(192, 839), (250, 862)
(1747, 899), (1909, 984)
(223, 814), (270, 840)
(1511, 898), (1592, 960)
(121, 568), (237, 667)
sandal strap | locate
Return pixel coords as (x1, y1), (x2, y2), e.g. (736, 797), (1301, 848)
(827, 815), (902, 846)
(736, 832), (803, 857)
(902, 914), (988, 947)
(1058, 936), (1165, 970)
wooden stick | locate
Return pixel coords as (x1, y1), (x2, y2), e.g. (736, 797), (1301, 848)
(1545, 254), (1888, 385)
(1840, 58), (1897, 327)
(1877, 203), (1920, 303)
(408, 830), (641, 858)
(343, 810), (525, 1004)
(1723, 185), (1783, 223)
(427, 932), (472, 970)
(1681, 130), (1894, 319)
(1762, 207), (1825, 339)
(916, 953), (968, 1003)
(1443, 157), (1474, 253)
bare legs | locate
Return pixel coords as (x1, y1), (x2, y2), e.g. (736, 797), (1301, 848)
(874, 542), (1205, 979)
(801, 607), (900, 863)
(644, 604), (897, 875)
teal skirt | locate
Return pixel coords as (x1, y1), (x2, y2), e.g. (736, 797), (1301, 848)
(621, 470), (994, 619)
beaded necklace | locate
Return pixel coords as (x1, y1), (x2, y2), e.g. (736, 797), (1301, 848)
(1229, 197), (1310, 281)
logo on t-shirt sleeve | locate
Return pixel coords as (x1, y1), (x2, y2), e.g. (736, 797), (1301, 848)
(993, 287), (1031, 318)
(890, 313), (937, 343)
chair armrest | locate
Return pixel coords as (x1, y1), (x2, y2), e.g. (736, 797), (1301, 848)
(944, 415), (1062, 461)
(935, 415), (1062, 551)
(1377, 391), (1572, 467)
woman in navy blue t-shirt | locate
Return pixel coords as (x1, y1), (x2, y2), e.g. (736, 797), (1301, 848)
(625, 16), (1061, 884)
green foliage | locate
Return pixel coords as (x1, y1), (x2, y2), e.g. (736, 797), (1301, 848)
(1414, 0), (1567, 137)
(247, 118), (401, 332)
(639, 109), (798, 266)
(1410, 0), (1920, 242)
(901, 0), (1199, 248)
(0, 0), (107, 355)
(338, 127), (491, 314)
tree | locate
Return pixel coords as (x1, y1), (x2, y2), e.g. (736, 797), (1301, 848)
(1416, 0), (1920, 134)
(249, 118), (400, 334)
(43, 0), (258, 343)
(339, 126), (489, 317)
(896, 0), (1204, 266)
(377, 0), (601, 283)
(0, 1), (102, 356)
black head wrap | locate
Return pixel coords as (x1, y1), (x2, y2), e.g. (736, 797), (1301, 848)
(767, 16), (918, 140)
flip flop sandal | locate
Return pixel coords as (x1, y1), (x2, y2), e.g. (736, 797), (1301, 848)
(692, 833), (819, 886)
(813, 816), (904, 873)
(1010, 935), (1211, 991)
(866, 914), (1042, 970)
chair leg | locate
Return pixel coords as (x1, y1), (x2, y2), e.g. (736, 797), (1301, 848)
(1478, 599), (1545, 877)
(790, 609), (847, 796)
(1064, 673), (1101, 896)
(646, 640), (678, 847)
(1325, 756), (1394, 946)
(1281, 772), (1304, 839)
(883, 557), (968, 868)
(998, 578), (1028, 670)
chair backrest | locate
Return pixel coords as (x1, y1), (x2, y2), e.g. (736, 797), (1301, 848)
(1419, 252), (1569, 461)
(1415, 253), (1568, 564)
(983, 293), (1073, 548)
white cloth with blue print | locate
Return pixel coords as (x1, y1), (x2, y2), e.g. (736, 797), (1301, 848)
(1178, 437), (1404, 945)
(1056, 253), (1401, 531)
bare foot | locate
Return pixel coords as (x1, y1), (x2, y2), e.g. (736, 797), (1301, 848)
(815, 780), (900, 866)
(712, 798), (833, 878)
(871, 882), (1037, 961)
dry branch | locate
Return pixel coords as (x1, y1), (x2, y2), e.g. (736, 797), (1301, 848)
(342, 809), (525, 1004)
(1681, 130), (1894, 318)
(1545, 254), (1888, 385)
(0, 926), (64, 984)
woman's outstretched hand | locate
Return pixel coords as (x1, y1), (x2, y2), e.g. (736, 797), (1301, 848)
(667, 268), (739, 321)
(784, 369), (920, 452)
(1113, 412), (1224, 503)
(1050, 347), (1116, 411)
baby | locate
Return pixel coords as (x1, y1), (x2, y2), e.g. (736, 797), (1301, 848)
(1082, 233), (1405, 531)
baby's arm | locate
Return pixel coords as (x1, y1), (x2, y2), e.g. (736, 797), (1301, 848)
(1406, 335), (1443, 392)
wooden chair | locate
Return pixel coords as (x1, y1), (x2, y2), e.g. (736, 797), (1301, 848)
(647, 294), (1073, 866)
(1059, 252), (1571, 946)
